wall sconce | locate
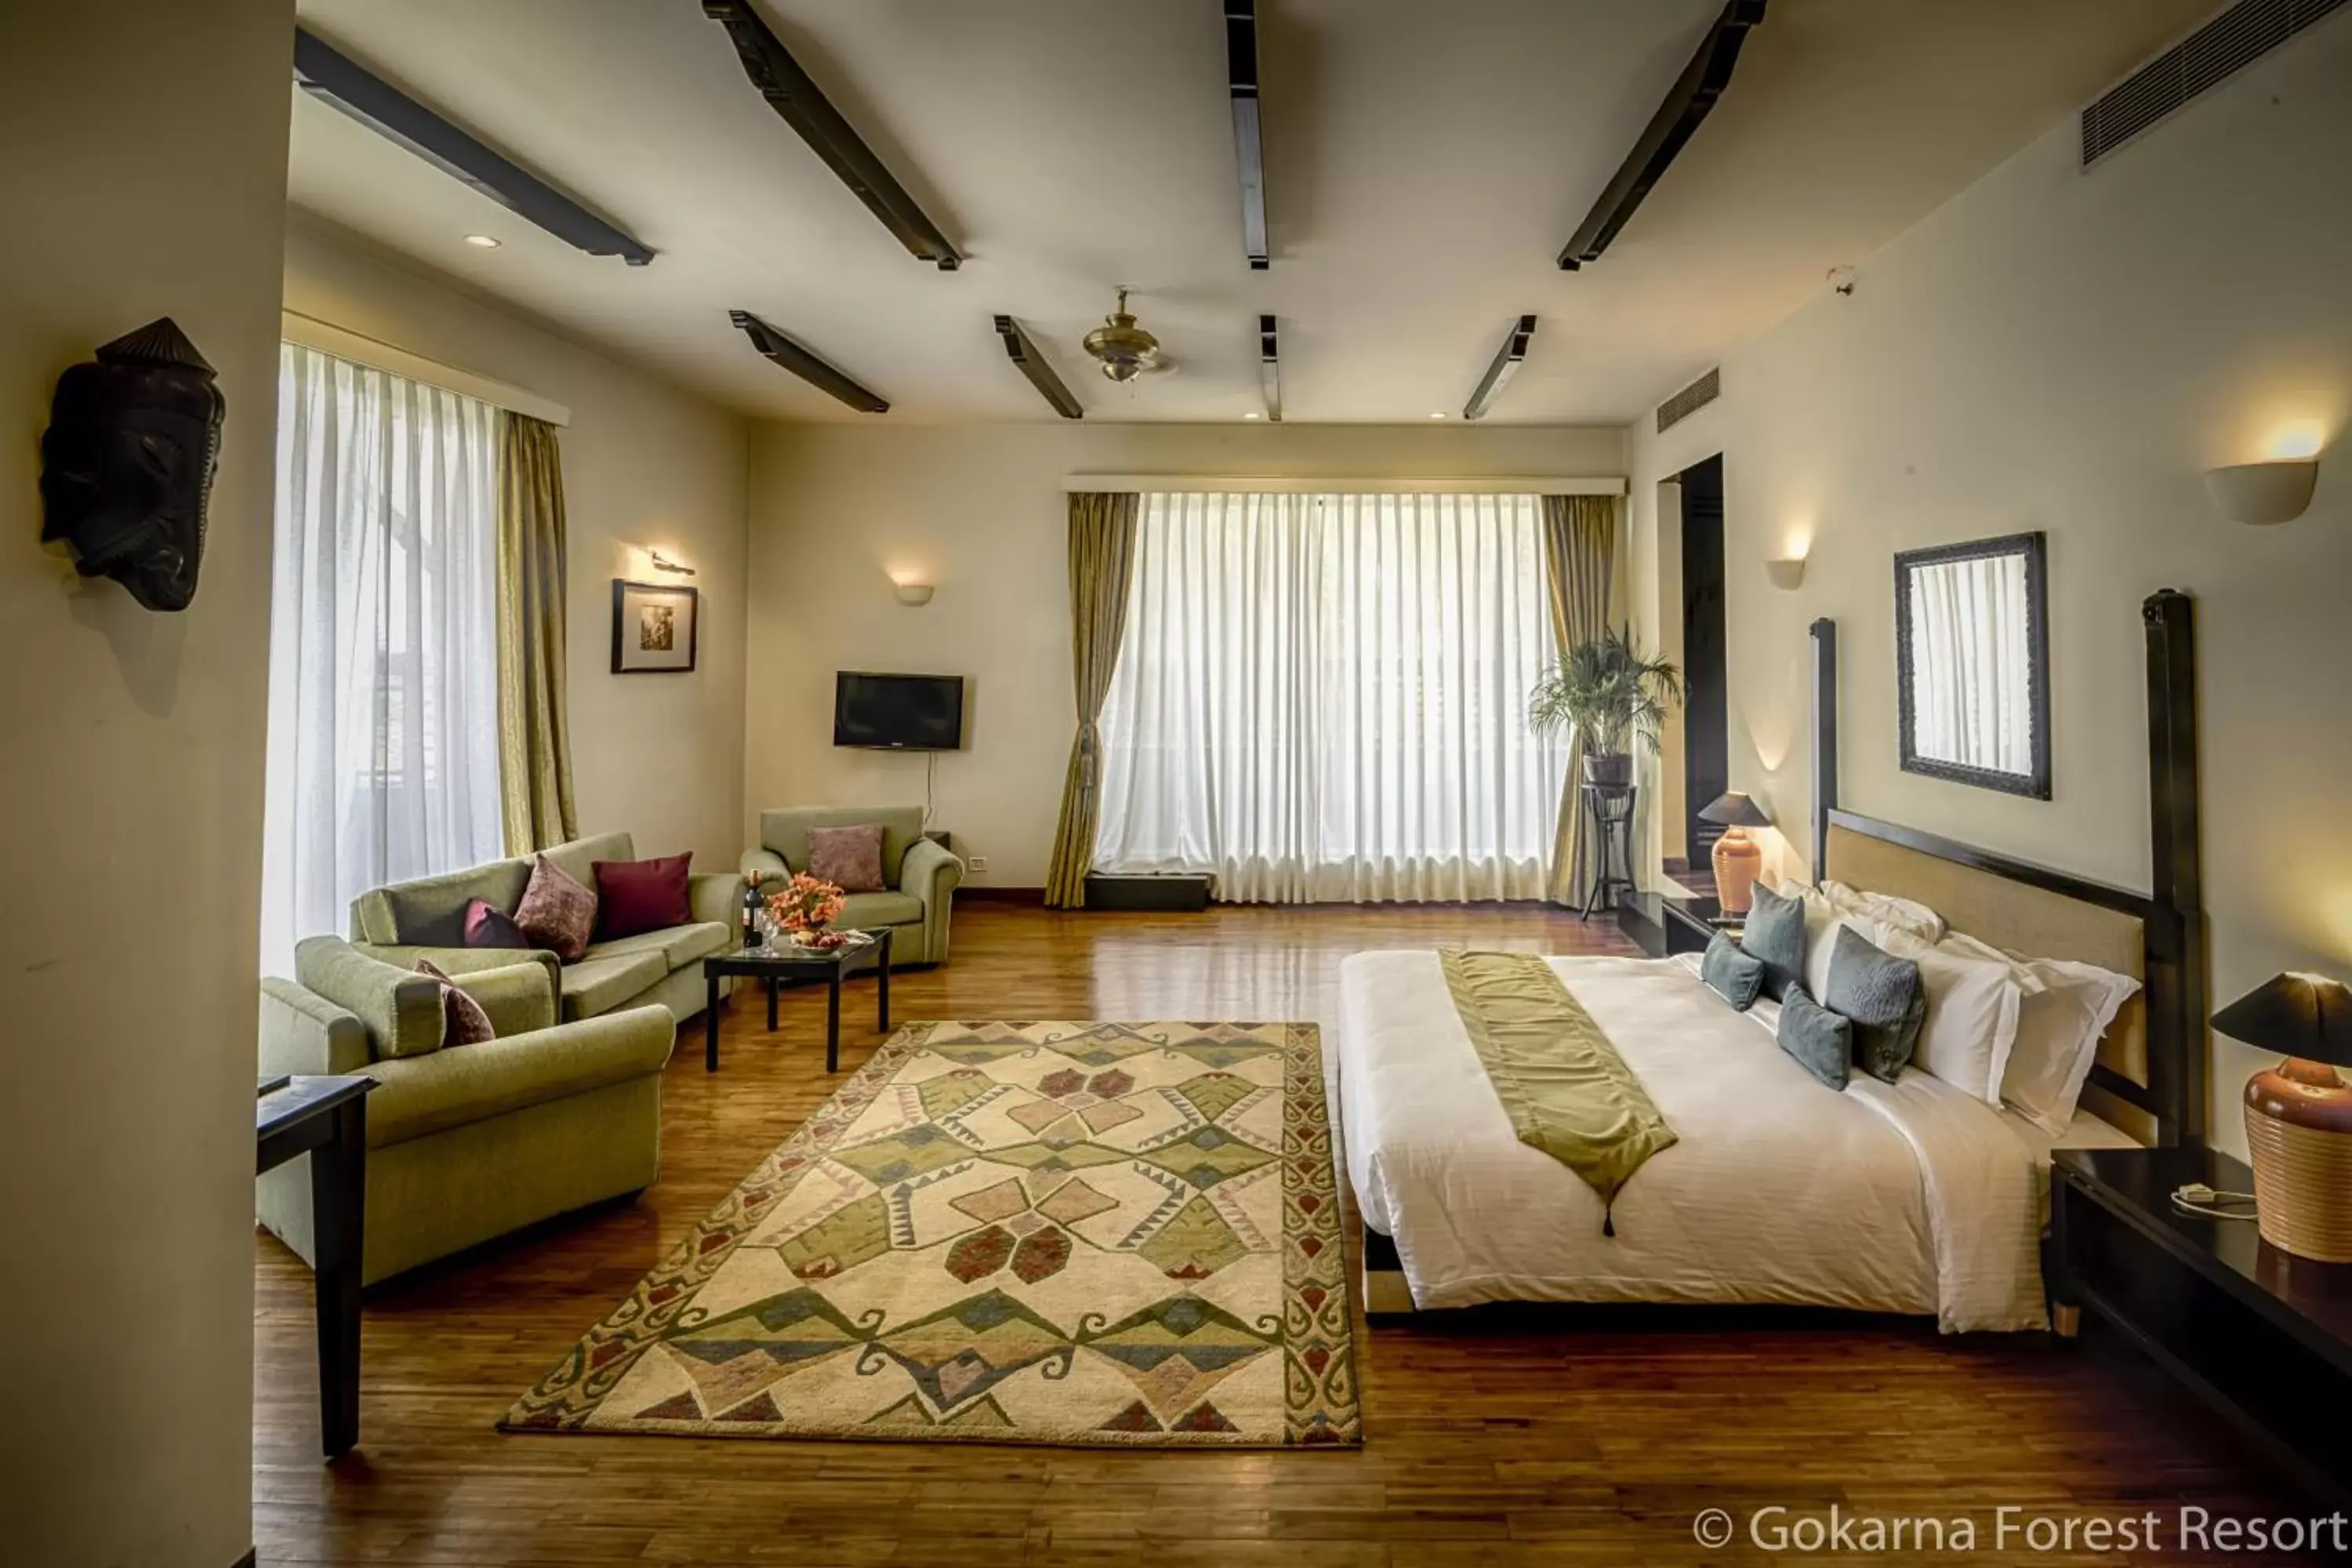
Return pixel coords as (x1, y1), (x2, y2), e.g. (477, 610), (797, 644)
(1764, 557), (1806, 590)
(893, 580), (935, 607)
(648, 549), (697, 576)
(2205, 459), (2321, 526)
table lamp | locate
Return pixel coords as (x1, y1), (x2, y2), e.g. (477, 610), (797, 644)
(2216, 971), (2352, 1261)
(1697, 791), (1772, 916)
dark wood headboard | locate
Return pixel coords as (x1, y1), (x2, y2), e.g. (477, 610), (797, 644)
(1807, 591), (2207, 1147)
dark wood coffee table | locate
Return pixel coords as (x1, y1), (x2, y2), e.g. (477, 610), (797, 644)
(702, 926), (892, 1074)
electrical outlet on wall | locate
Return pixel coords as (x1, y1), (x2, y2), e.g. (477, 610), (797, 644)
(967, 855), (989, 874)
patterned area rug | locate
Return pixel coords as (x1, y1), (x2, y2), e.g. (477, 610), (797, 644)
(503, 1021), (1360, 1447)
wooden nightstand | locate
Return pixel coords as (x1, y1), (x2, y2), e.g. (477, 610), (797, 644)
(2051, 1145), (2352, 1508)
(1616, 891), (1742, 957)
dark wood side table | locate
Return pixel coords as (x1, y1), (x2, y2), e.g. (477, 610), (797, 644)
(702, 925), (893, 1074)
(2051, 1145), (2352, 1508)
(256, 1074), (373, 1460)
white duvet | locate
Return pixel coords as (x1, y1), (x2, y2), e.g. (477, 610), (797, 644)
(1336, 951), (2049, 1332)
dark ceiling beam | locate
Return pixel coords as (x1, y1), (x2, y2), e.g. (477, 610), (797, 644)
(702, 1), (962, 270)
(1225, 0), (1270, 270)
(292, 27), (655, 266)
(728, 310), (888, 412)
(993, 315), (1083, 419)
(1258, 314), (1282, 423)
(1556, 0), (1767, 270)
(1462, 314), (1537, 422)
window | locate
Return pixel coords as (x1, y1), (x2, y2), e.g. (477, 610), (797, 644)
(1093, 491), (1564, 902)
(258, 345), (504, 974)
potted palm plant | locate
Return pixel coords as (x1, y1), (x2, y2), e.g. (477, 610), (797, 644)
(1527, 627), (1683, 786)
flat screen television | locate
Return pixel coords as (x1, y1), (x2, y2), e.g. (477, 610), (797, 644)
(833, 671), (964, 750)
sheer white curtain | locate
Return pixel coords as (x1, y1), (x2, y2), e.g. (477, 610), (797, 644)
(260, 344), (505, 975)
(1093, 491), (1564, 902)
(1910, 553), (2032, 775)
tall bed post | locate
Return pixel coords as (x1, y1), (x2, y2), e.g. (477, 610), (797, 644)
(1809, 618), (1838, 884)
(2142, 589), (2208, 1148)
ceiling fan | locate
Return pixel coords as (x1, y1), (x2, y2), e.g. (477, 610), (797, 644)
(1081, 288), (1174, 383)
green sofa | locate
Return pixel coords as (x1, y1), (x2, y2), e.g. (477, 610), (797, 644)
(347, 831), (743, 1024)
(257, 936), (676, 1285)
(740, 806), (964, 965)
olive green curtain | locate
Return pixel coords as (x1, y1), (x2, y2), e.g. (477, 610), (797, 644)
(1044, 492), (1142, 908)
(495, 413), (578, 855)
(1541, 493), (1617, 906)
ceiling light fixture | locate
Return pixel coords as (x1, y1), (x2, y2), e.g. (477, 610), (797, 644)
(1462, 315), (1537, 421)
(1429, 412), (1447, 420)
(1258, 314), (1282, 423)
(464, 234), (502, 249)
(1082, 289), (1165, 384)
(1225, 0), (1270, 270)
(993, 314), (1083, 419)
(728, 310), (889, 413)
(292, 27), (655, 266)
(1244, 411), (1261, 420)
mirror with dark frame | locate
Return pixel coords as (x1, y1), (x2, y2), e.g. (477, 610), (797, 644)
(1893, 531), (2050, 800)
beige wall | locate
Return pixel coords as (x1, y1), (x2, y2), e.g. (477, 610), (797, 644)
(282, 221), (751, 870)
(0, 4), (292, 1563)
(746, 423), (1625, 885)
(1628, 16), (2352, 1156)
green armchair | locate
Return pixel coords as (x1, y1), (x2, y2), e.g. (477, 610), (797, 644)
(257, 935), (676, 1285)
(740, 805), (964, 964)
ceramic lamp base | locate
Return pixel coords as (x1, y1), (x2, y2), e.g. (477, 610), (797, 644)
(2244, 1061), (2352, 1263)
(1711, 829), (1762, 916)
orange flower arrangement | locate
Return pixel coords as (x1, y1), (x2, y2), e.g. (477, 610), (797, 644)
(766, 871), (847, 946)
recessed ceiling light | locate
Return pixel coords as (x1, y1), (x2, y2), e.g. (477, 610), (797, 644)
(1244, 411), (1261, 420)
(1429, 411), (1447, 419)
(463, 234), (501, 249)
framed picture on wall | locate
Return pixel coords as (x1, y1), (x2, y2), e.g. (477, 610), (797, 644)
(612, 579), (699, 673)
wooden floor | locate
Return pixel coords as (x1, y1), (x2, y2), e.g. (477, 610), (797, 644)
(256, 904), (2306, 1566)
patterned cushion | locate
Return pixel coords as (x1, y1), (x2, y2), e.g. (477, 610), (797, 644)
(1698, 931), (1765, 1011)
(415, 958), (496, 1046)
(515, 854), (597, 963)
(1777, 985), (1853, 1091)
(1739, 882), (1806, 1001)
(807, 822), (887, 893)
(1822, 924), (1926, 1084)
(463, 897), (530, 949)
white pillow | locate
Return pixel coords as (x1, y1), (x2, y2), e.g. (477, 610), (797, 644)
(1998, 956), (2141, 1136)
(1873, 926), (2028, 1105)
(1822, 880), (1946, 944)
(1774, 881), (1849, 1002)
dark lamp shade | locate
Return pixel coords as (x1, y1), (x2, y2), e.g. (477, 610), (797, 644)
(1697, 790), (1772, 829)
(2212, 971), (2352, 1067)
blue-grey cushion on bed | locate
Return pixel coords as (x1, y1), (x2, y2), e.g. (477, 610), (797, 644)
(1822, 923), (1926, 1083)
(1777, 984), (1853, 1090)
(1739, 881), (1806, 1001)
(1698, 931), (1765, 1011)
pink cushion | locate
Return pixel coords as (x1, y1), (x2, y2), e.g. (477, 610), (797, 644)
(462, 897), (529, 949)
(806, 823), (886, 893)
(593, 852), (694, 941)
(415, 958), (495, 1047)
(514, 855), (597, 962)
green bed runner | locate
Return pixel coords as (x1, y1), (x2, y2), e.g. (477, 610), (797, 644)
(1439, 949), (1678, 1229)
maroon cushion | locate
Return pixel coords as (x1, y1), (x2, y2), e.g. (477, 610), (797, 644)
(415, 958), (495, 1047)
(806, 823), (887, 893)
(462, 897), (529, 949)
(593, 852), (693, 941)
(514, 855), (597, 962)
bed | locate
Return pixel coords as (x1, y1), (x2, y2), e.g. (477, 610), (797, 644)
(1339, 593), (2206, 1333)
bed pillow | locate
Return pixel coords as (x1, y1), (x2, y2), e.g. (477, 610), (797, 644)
(1699, 931), (1766, 1011)
(1871, 926), (2030, 1105)
(1738, 883), (1806, 1001)
(1777, 985), (1853, 1091)
(1823, 880), (1945, 944)
(2000, 956), (2141, 1135)
(1780, 882), (1866, 1004)
(1823, 924), (1926, 1084)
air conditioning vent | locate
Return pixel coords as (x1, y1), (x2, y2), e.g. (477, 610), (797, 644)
(1656, 368), (1721, 434)
(2081, 0), (2347, 166)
